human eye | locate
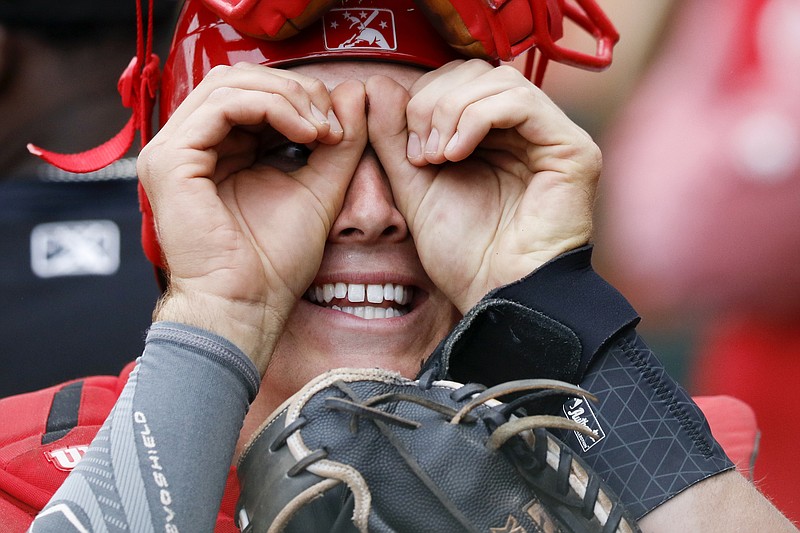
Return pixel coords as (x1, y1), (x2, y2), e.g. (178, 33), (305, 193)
(256, 140), (312, 172)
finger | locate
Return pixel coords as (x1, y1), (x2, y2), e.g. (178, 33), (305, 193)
(148, 86), (334, 185)
(437, 87), (552, 165)
(365, 75), (428, 220)
(292, 79), (368, 223)
(406, 62), (577, 165)
(185, 87), (324, 150)
(405, 59), (496, 164)
(406, 59), (470, 96)
(163, 63), (341, 141)
(212, 128), (259, 181)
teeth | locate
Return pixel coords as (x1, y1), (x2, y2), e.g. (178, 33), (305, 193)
(348, 284), (365, 303)
(394, 285), (404, 304)
(307, 283), (413, 306)
(367, 284), (383, 303)
(334, 282), (347, 299)
(323, 284), (335, 303)
(329, 305), (406, 319)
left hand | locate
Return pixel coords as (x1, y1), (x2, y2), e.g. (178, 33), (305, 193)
(366, 59), (602, 312)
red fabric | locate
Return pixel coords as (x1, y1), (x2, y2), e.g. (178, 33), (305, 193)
(693, 395), (759, 480)
(0, 373), (124, 512)
(218, 467), (243, 532)
(692, 316), (800, 524)
(600, 0), (800, 318)
(0, 363), (240, 532)
(0, 490), (38, 533)
(25, 0), (160, 174)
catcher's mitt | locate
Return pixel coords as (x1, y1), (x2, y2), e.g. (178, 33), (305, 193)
(236, 368), (640, 533)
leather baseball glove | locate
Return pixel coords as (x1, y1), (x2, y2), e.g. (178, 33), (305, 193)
(236, 368), (640, 533)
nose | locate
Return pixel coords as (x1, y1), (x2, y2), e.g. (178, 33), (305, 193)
(329, 149), (409, 243)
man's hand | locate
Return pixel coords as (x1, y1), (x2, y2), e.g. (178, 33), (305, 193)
(138, 63), (367, 372)
(367, 59), (601, 312)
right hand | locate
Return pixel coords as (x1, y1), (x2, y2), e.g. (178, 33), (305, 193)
(137, 63), (367, 373)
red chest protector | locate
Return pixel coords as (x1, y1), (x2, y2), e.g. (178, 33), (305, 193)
(0, 363), (761, 532)
(0, 363), (240, 533)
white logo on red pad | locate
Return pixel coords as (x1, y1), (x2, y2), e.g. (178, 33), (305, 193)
(323, 8), (397, 51)
(45, 445), (89, 471)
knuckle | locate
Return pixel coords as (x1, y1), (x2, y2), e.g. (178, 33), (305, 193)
(572, 135), (603, 174)
(305, 78), (328, 97)
(587, 141), (603, 171)
(136, 142), (161, 185)
(435, 96), (462, 120)
(507, 85), (532, 101)
(493, 64), (523, 81)
(405, 100), (427, 125)
(206, 85), (236, 103)
(204, 64), (232, 81)
(231, 61), (256, 70)
(463, 58), (493, 72)
(278, 77), (303, 95)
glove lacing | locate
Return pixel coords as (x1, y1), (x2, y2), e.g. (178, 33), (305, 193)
(269, 376), (628, 533)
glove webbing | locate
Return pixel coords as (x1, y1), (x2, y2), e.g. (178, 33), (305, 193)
(273, 378), (623, 533)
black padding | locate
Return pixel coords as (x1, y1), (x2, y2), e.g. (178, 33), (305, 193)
(42, 380), (83, 444)
(420, 246), (640, 386)
(426, 298), (582, 387)
(0, 179), (159, 396)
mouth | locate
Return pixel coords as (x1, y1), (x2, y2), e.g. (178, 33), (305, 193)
(304, 282), (415, 319)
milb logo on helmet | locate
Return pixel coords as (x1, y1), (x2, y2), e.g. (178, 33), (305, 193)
(323, 7), (397, 51)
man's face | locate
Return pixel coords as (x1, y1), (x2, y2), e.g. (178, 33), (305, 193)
(257, 61), (462, 412)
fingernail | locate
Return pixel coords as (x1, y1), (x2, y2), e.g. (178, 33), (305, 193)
(328, 110), (343, 134)
(425, 128), (439, 155)
(311, 104), (328, 125)
(407, 132), (422, 159)
(444, 131), (459, 155)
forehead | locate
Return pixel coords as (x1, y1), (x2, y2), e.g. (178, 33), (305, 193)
(288, 61), (427, 90)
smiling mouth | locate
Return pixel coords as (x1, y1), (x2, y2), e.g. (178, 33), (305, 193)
(304, 282), (414, 319)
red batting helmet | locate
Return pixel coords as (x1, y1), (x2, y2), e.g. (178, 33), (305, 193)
(160, 0), (619, 120)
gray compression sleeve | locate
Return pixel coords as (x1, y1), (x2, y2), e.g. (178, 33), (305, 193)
(28, 322), (260, 533)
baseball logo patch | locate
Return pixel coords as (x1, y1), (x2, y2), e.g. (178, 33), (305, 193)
(323, 7), (397, 51)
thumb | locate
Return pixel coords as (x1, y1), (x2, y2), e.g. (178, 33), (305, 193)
(296, 80), (369, 223)
(365, 75), (427, 219)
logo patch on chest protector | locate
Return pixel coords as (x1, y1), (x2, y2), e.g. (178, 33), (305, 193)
(45, 445), (89, 471)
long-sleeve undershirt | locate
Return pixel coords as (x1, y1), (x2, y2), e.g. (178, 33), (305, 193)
(28, 322), (259, 533)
